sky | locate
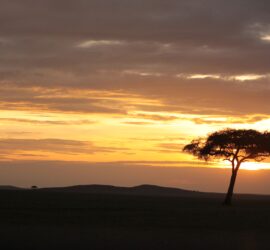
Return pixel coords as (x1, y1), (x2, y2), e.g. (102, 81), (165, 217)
(1, 0), (270, 193)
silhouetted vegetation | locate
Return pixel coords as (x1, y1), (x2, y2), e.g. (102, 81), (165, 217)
(184, 129), (270, 205)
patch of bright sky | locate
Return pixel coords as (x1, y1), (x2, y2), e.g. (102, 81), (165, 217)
(123, 70), (163, 77)
(232, 74), (265, 81)
(219, 161), (270, 171)
(77, 40), (124, 48)
(187, 74), (221, 79)
(184, 74), (266, 81)
(261, 35), (270, 42)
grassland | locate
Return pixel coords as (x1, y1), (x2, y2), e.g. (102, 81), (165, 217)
(0, 187), (270, 249)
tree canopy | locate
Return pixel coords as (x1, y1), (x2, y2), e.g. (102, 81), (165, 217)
(184, 129), (270, 165)
(183, 129), (270, 205)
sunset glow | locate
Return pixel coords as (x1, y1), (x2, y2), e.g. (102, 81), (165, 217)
(1, 0), (270, 193)
(219, 161), (270, 171)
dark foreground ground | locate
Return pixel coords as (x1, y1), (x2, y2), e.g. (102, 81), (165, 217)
(1, 188), (270, 250)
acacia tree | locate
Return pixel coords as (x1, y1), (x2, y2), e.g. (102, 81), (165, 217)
(183, 129), (270, 205)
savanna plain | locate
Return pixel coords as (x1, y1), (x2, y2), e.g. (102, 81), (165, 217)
(0, 186), (270, 250)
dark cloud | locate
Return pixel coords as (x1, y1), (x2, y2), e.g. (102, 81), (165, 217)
(0, 0), (270, 116)
(1, 0), (270, 44)
(192, 115), (270, 125)
(1, 78), (270, 117)
(0, 86), (126, 114)
(131, 113), (179, 121)
(0, 118), (97, 125)
(0, 138), (130, 157)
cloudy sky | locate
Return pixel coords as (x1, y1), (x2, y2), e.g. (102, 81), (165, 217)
(1, 0), (270, 192)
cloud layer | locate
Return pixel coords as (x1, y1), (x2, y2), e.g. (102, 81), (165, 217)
(0, 1), (270, 117)
(0, 1), (270, 178)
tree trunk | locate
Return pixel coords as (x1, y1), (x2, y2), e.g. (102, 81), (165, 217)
(223, 169), (238, 206)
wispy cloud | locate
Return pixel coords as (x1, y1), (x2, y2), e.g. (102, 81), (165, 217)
(0, 118), (97, 125)
(0, 138), (130, 158)
(77, 40), (124, 48)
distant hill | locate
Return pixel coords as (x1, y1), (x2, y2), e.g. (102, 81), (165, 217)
(1, 184), (269, 199)
(0, 185), (23, 190)
(38, 184), (211, 198)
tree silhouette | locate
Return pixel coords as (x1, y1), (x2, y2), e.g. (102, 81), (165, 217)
(183, 129), (270, 205)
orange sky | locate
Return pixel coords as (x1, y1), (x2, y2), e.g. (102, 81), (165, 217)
(1, 0), (270, 192)
(1, 88), (270, 170)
